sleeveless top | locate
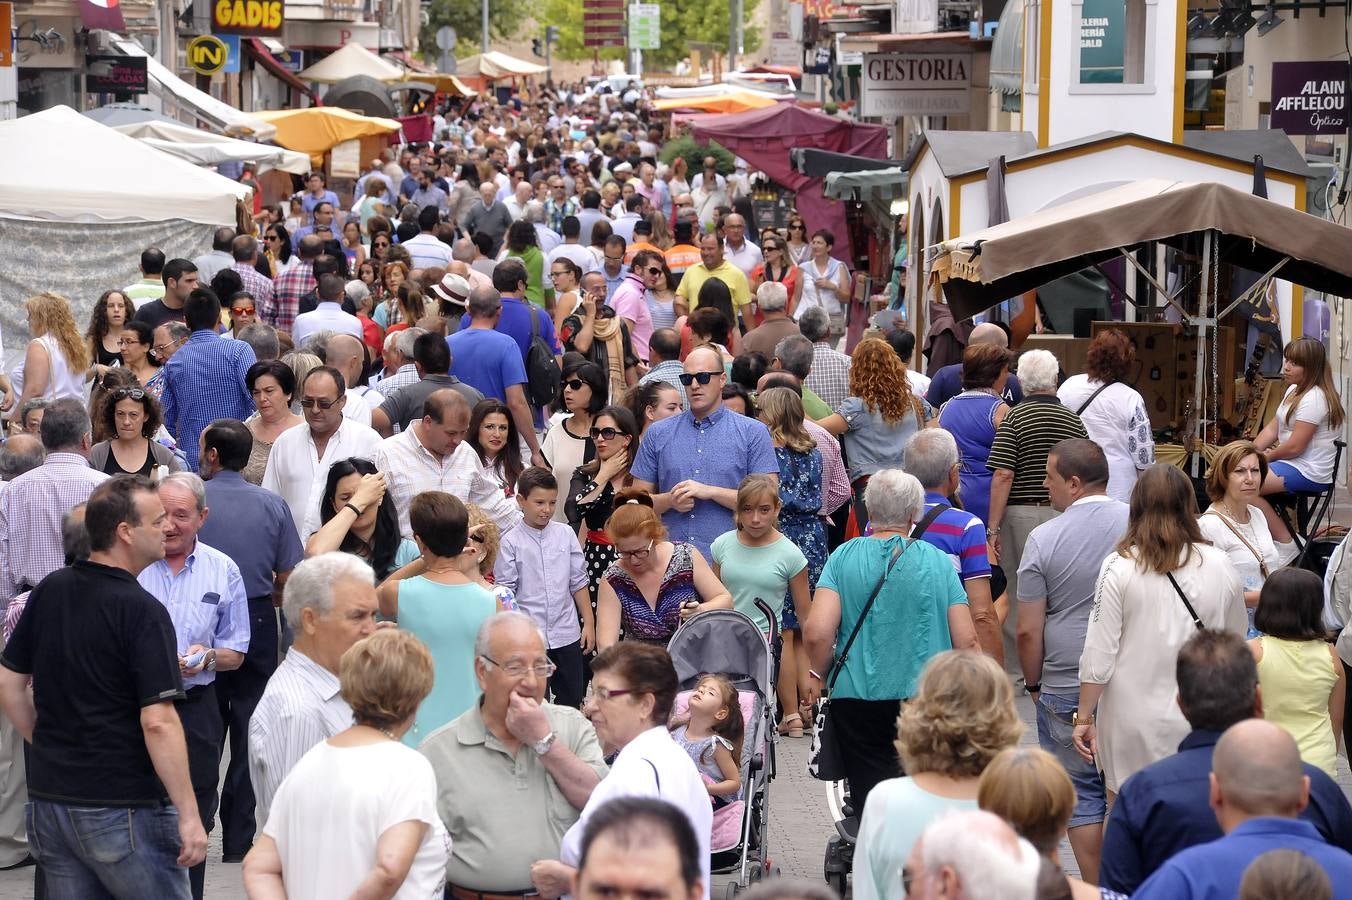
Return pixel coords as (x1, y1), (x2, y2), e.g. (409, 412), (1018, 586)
(1256, 636), (1339, 776)
(937, 390), (1004, 526)
(94, 341), (123, 368)
(31, 334), (86, 401)
(603, 542), (698, 645)
(671, 723), (739, 801)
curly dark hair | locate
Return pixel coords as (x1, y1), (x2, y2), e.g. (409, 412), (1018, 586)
(85, 289), (136, 348)
(1085, 329), (1134, 384)
(96, 376), (164, 440)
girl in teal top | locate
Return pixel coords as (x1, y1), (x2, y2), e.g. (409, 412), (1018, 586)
(377, 491), (502, 747)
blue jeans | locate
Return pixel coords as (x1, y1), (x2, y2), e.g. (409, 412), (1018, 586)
(26, 800), (191, 900)
(1035, 691), (1108, 828)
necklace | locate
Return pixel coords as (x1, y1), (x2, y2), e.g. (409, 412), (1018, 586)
(376, 726), (398, 741)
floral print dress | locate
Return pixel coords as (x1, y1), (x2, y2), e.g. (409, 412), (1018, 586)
(775, 446), (826, 630)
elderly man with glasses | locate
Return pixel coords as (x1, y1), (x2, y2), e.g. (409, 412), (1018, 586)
(419, 611), (607, 900)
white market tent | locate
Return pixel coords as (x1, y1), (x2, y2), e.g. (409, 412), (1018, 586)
(112, 119), (312, 174)
(300, 42), (406, 84)
(0, 105), (248, 344)
(457, 51), (548, 79)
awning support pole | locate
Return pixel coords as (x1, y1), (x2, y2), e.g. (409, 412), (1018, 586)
(1192, 230), (1214, 478)
(1216, 256), (1290, 320)
(1120, 249), (1191, 322)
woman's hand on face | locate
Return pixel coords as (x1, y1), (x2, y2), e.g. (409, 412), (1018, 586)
(352, 473), (387, 512)
(597, 450), (628, 483)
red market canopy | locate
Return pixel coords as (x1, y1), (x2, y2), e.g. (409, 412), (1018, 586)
(692, 105), (888, 259)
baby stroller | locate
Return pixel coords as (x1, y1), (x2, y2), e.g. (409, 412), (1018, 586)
(667, 600), (781, 897)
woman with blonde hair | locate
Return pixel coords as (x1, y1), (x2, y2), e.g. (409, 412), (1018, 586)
(243, 625), (448, 899)
(817, 338), (932, 526)
(373, 260), (410, 329)
(1074, 464), (1247, 796)
(646, 211), (673, 250)
(978, 748), (1110, 900)
(851, 650), (1024, 900)
(1254, 336), (1346, 553)
(16, 292), (90, 411)
(460, 502), (516, 610)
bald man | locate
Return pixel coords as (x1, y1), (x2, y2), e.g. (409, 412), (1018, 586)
(325, 333), (379, 427)
(925, 322), (1024, 407)
(1133, 720), (1352, 899)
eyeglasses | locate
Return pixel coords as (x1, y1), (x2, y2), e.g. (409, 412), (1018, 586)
(679, 371), (723, 386)
(116, 338), (142, 347)
(642, 265), (663, 276)
(299, 396), (342, 410)
(111, 388), (147, 401)
(604, 254), (624, 263)
(231, 306), (256, 316)
(373, 241), (390, 248)
(549, 270), (571, 278)
(589, 426), (625, 441)
(616, 540), (654, 560)
(590, 686), (635, 703)
(468, 533), (486, 545)
(563, 379), (587, 391)
(479, 655), (557, 678)
(152, 339), (182, 355)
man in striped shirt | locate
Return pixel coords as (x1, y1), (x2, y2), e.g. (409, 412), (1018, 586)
(984, 349), (1088, 670)
(904, 427), (1003, 664)
(248, 553), (379, 827)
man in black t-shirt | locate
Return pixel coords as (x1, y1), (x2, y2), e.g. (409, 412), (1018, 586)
(133, 258), (198, 329)
(0, 475), (206, 898)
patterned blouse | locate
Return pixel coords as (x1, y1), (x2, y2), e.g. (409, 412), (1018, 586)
(603, 542), (698, 645)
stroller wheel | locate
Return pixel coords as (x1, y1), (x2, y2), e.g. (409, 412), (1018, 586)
(726, 882), (741, 900)
(825, 870), (847, 897)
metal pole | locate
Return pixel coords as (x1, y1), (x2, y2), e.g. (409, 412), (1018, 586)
(481, 0), (489, 52)
(546, 37), (552, 80)
(1192, 229), (1213, 478)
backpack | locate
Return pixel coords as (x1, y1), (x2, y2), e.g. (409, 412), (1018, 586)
(525, 303), (561, 409)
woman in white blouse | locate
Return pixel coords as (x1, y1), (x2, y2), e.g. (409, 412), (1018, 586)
(1072, 464), (1247, 798)
(243, 627), (449, 900)
(1056, 329), (1154, 504)
(1197, 441), (1280, 639)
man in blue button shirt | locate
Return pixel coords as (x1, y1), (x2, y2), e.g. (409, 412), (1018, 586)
(1101, 630), (1352, 894)
(1134, 718), (1352, 899)
(630, 346), (779, 560)
(198, 419), (304, 863)
(138, 472), (249, 900)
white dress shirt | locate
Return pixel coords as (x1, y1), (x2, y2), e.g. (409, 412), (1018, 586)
(373, 428), (522, 539)
(291, 302), (363, 348)
(341, 387), (374, 427)
(723, 239), (761, 277)
(263, 419), (383, 540)
(546, 243), (599, 276)
(401, 233), (454, 270)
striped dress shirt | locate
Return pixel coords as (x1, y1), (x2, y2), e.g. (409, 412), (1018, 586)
(136, 540), (250, 689)
(0, 454), (108, 598)
(248, 648), (352, 826)
(160, 330), (257, 472)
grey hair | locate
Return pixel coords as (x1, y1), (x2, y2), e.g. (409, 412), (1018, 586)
(62, 504), (90, 563)
(383, 330), (401, 354)
(19, 397), (49, 426)
(473, 610), (547, 659)
(798, 306), (831, 342)
(756, 281), (788, 312)
(39, 397), (91, 452)
(921, 810), (1041, 900)
(163, 321), (191, 342)
(345, 279), (371, 307)
(237, 323), (280, 361)
(1016, 348), (1060, 394)
(159, 471), (207, 513)
(523, 201), (547, 224)
(773, 334), (814, 380)
(301, 330), (337, 361)
(0, 436), (44, 479)
(863, 469), (926, 529)
(283, 551), (375, 622)
(904, 428), (960, 490)
(468, 286), (502, 318)
(395, 326), (426, 358)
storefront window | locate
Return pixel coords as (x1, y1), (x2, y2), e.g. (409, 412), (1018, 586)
(1072, 0), (1153, 91)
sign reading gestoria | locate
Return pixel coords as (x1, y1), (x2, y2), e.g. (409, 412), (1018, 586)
(1271, 61), (1347, 136)
(860, 52), (971, 117)
(212, 0), (283, 36)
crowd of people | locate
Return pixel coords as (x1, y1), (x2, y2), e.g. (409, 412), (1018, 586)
(0, 83), (1350, 900)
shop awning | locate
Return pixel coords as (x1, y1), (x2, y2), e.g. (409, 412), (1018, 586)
(989, 0), (1024, 96)
(112, 119), (312, 174)
(250, 106), (401, 160)
(300, 42), (405, 84)
(824, 167), (909, 200)
(790, 147), (906, 178)
(113, 39), (276, 142)
(652, 90), (780, 114)
(393, 72), (477, 97)
(457, 51), (548, 79)
(245, 38), (319, 101)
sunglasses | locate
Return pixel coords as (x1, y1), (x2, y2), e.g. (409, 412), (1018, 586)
(589, 426), (625, 441)
(231, 306), (255, 316)
(641, 265), (663, 276)
(264, 234), (280, 242)
(374, 241), (390, 248)
(299, 396), (342, 410)
(111, 388), (147, 401)
(563, 379), (587, 391)
(679, 371), (723, 386)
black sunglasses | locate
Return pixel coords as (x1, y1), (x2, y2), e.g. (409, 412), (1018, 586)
(641, 265), (663, 276)
(589, 426), (625, 441)
(111, 388), (147, 401)
(563, 379), (587, 391)
(679, 371), (723, 386)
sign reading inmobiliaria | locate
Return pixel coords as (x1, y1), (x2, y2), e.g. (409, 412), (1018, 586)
(1271, 61), (1346, 136)
(860, 52), (972, 118)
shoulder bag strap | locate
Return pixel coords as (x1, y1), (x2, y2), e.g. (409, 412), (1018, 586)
(910, 503), (949, 542)
(1076, 381), (1114, 415)
(1165, 571), (1205, 631)
(529, 302), (540, 340)
(1202, 510), (1271, 578)
(644, 758), (661, 792)
(827, 541), (909, 692)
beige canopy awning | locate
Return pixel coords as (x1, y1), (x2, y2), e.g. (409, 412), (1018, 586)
(300, 43), (405, 84)
(457, 51), (548, 79)
(930, 179), (1352, 320)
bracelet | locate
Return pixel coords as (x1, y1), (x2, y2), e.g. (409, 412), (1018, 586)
(808, 669), (823, 682)
(1072, 712), (1095, 727)
(344, 502), (364, 517)
(1024, 682), (1041, 693)
(989, 527), (1001, 537)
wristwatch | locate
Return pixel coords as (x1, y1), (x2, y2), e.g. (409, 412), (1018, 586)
(533, 731), (557, 757)
(205, 649), (217, 673)
(1072, 711), (1094, 727)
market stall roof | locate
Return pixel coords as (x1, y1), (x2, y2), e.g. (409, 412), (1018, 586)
(930, 179), (1352, 320)
(456, 51), (548, 79)
(83, 104), (181, 128)
(393, 72), (476, 97)
(250, 106), (402, 159)
(113, 39), (276, 141)
(901, 129), (1038, 176)
(0, 105), (246, 225)
(655, 82), (786, 101)
(300, 42), (405, 84)
(824, 167), (908, 200)
(112, 119), (312, 174)
(653, 90), (781, 113)
(790, 147), (905, 178)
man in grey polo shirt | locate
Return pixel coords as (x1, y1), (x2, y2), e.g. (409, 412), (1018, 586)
(420, 612), (607, 895)
(1015, 438), (1129, 885)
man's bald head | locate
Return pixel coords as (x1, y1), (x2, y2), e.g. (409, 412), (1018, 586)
(969, 322), (1009, 349)
(452, 239), (476, 264)
(1212, 719), (1309, 819)
(326, 334), (366, 387)
(0, 433), (45, 480)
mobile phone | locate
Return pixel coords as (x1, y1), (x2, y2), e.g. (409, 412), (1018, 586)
(182, 650), (207, 668)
